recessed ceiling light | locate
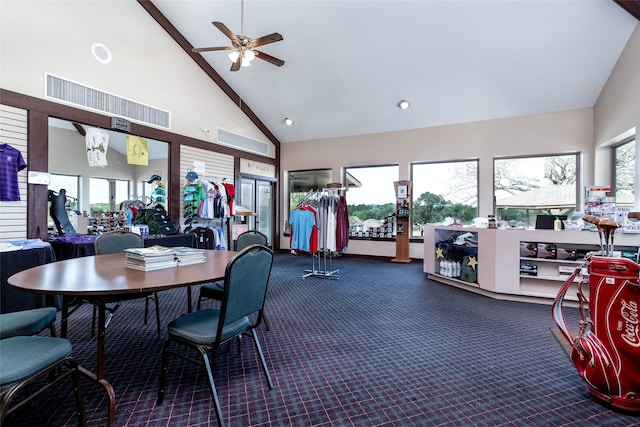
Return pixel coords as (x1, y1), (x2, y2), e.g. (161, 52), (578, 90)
(398, 100), (410, 110)
(284, 117), (294, 126)
(91, 42), (112, 64)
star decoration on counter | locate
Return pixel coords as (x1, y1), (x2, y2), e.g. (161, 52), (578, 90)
(467, 256), (478, 270)
(436, 247), (444, 259)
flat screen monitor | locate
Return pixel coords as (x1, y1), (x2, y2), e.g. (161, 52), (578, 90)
(535, 214), (567, 230)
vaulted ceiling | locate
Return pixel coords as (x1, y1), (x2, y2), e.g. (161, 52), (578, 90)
(144, 0), (639, 145)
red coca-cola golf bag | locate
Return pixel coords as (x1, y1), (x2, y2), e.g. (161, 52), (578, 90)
(552, 255), (640, 412)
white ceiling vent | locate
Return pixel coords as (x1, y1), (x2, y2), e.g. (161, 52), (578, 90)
(217, 128), (268, 156)
(45, 73), (171, 129)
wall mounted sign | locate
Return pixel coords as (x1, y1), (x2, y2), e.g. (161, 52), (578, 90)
(240, 158), (276, 178)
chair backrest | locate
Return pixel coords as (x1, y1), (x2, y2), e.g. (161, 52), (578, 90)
(94, 230), (144, 255)
(235, 230), (268, 251)
(218, 245), (273, 340)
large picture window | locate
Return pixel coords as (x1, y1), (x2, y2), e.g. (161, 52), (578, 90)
(48, 174), (79, 211)
(494, 153), (578, 228)
(613, 137), (636, 207)
(411, 160), (478, 235)
(90, 177), (131, 214)
(288, 169), (332, 213)
(344, 165), (398, 237)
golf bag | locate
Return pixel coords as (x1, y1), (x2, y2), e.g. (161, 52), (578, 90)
(552, 255), (640, 412)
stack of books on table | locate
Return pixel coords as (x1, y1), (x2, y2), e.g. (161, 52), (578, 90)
(124, 245), (177, 271)
(173, 246), (206, 266)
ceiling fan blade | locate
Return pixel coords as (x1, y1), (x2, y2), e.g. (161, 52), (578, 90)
(192, 46), (233, 53)
(254, 50), (285, 67)
(251, 32), (283, 48)
(212, 21), (239, 42)
(230, 53), (242, 72)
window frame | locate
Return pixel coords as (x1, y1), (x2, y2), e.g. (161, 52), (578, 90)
(493, 152), (580, 228)
(410, 159), (479, 236)
(611, 136), (636, 207)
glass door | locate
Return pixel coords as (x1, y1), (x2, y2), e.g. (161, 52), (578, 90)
(240, 178), (274, 246)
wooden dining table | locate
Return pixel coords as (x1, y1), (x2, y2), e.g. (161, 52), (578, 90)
(8, 249), (237, 427)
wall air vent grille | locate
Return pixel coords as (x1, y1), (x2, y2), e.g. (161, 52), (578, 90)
(217, 128), (268, 156)
(45, 73), (171, 129)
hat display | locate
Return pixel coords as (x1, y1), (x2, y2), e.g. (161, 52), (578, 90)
(185, 171), (198, 181)
(147, 174), (162, 183)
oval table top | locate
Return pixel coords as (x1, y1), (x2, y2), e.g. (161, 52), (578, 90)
(8, 250), (237, 296)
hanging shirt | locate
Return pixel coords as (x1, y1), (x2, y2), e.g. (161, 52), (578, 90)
(289, 208), (316, 253)
(0, 143), (27, 201)
(222, 182), (235, 215)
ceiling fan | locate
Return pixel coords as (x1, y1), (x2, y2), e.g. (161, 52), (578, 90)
(192, 1), (284, 72)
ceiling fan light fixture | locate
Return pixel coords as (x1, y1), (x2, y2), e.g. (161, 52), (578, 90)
(284, 117), (294, 126)
(228, 49), (255, 66)
(243, 49), (255, 61)
(398, 100), (410, 110)
(228, 50), (240, 62)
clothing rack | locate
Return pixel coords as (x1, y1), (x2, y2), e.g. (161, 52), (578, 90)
(293, 188), (341, 279)
(303, 251), (340, 279)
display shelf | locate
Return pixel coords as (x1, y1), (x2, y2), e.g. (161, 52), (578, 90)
(520, 274), (578, 282)
(430, 273), (480, 287)
(424, 225), (639, 304)
(519, 257), (583, 265)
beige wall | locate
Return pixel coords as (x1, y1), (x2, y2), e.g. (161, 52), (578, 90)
(0, 0), (275, 158)
(280, 108), (594, 256)
(593, 25), (640, 202)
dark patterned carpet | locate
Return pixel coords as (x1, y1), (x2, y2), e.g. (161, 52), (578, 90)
(5, 252), (640, 426)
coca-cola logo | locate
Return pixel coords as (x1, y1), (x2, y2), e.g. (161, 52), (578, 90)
(620, 299), (640, 347)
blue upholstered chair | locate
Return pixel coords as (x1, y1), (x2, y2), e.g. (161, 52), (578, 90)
(197, 230), (269, 310)
(0, 307), (57, 339)
(93, 230), (161, 339)
(0, 336), (85, 425)
(156, 244), (274, 427)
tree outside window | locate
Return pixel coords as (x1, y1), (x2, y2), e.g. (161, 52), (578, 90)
(494, 154), (578, 228)
(614, 138), (635, 207)
(345, 165), (398, 236)
(411, 161), (478, 235)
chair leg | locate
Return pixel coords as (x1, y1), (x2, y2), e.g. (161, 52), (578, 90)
(202, 351), (225, 427)
(197, 295), (203, 311)
(49, 322), (57, 337)
(262, 312), (270, 332)
(250, 329), (273, 389)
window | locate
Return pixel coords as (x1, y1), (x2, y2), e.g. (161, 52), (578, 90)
(613, 137), (635, 207)
(344, 165), (398, 236)
(90, 178), (110, 215)
(115, 180), (130, 208)
(48, 174), (80, 228)
(494, 154), (578, 228)
(288, 169), (332, 213)
(411, 160), (478, 235)
(48, 174), (79, 211)
(90, 177), (131, 214)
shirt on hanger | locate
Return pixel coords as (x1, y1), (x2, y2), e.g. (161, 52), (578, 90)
(0, 143), (27, 201)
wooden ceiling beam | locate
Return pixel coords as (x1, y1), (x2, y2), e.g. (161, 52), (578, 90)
(614, 0), (640, 21)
